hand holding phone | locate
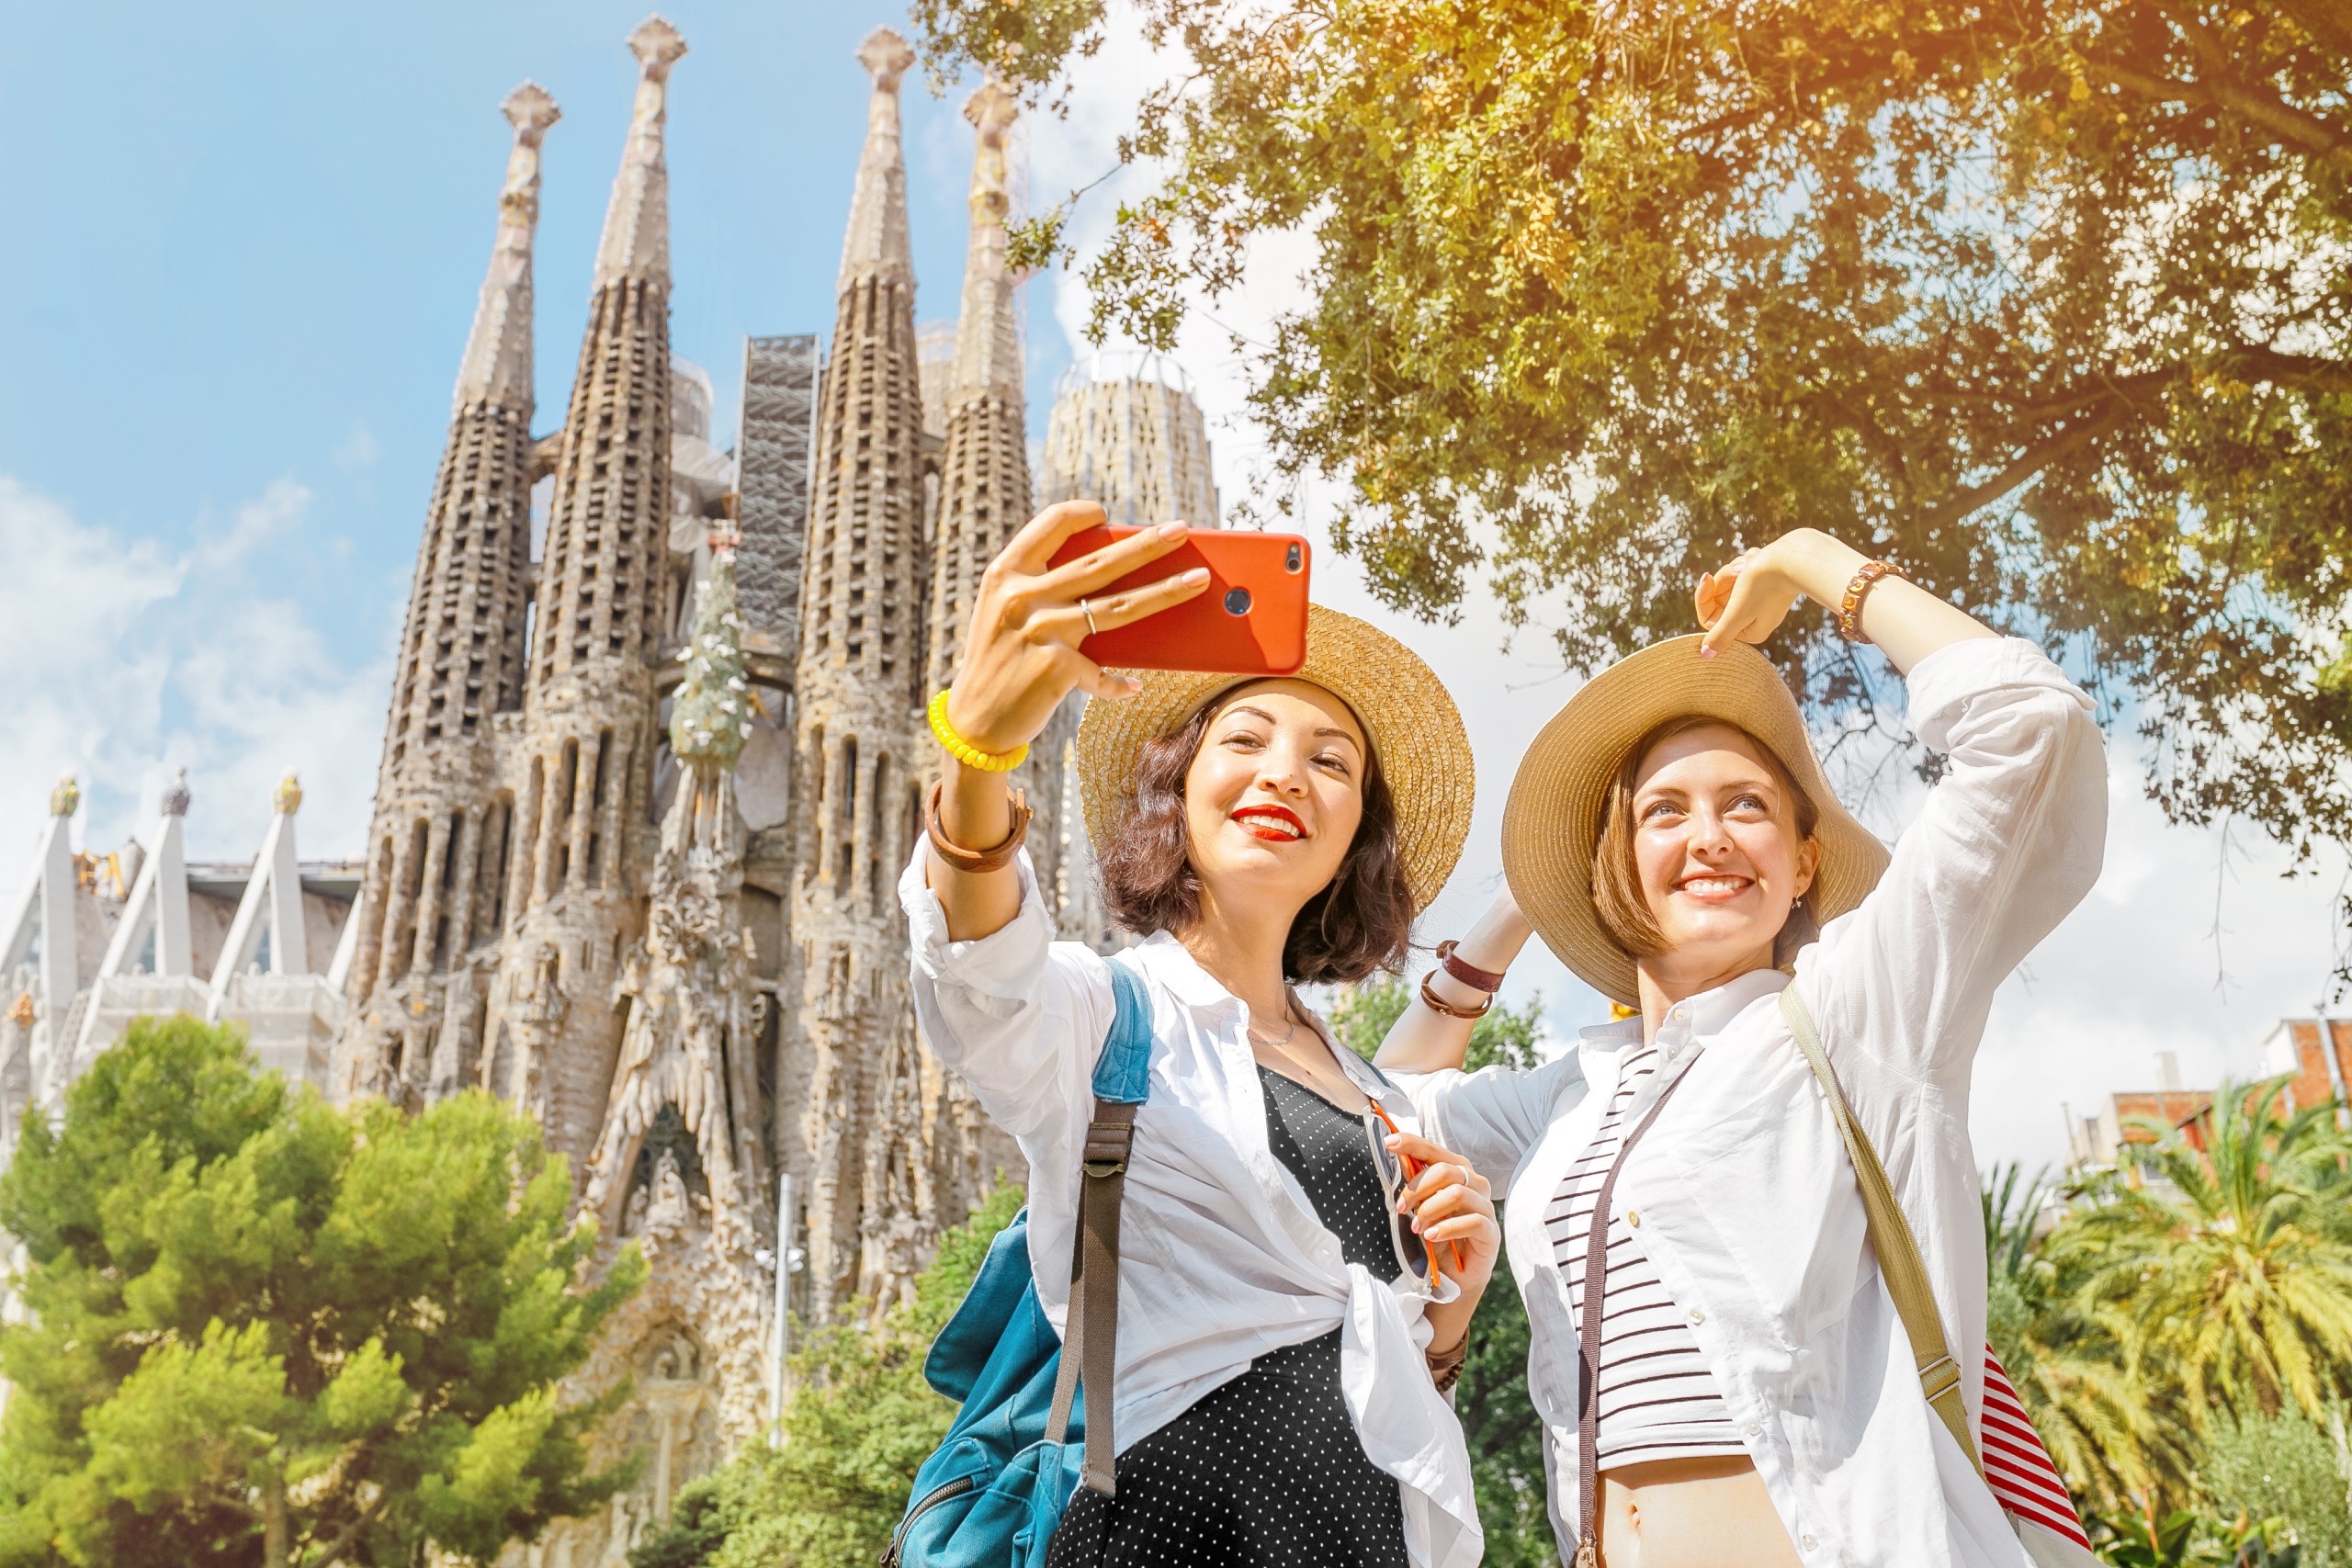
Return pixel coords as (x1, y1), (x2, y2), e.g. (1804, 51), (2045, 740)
(939, 502), (1211, 759)
(1045, 525), (1312, 675)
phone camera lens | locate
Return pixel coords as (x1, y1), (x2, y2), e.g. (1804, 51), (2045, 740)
(1285, 543), (1303, 572)
(1223, 587), (1253, 616)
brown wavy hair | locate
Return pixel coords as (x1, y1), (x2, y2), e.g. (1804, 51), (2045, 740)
(1095, 694), (1414, 985)
(1591, 716), (1822, 966)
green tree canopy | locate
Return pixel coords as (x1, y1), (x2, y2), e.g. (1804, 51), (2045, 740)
(920, 0), (2352, 864)
(0, 1015), (646, 1568)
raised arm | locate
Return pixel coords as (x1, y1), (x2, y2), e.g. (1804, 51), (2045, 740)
(1702, 528), (2104, 1084)
(1695, 526), (1998, 674)
(1374, 888), (1534, 1073)
(932, 502), (1208, 941)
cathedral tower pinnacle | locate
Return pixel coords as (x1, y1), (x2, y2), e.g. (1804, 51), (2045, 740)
(485, 17), (688, 1167)
(452, 83), (560, 412)
(337, 82), (560, 1100)
(785, 27), (938, 1318)
(596, 17), (688, 288)
(837, 28), (916, 293)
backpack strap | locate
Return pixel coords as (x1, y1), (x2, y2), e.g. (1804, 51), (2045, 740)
(1778, 984), (1984, 1480)
(1045, 958), (1154, 1495)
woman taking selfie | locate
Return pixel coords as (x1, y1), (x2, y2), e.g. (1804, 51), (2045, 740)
(1378, 528), (2106, 1568)
(901, 501), (1497, 1568)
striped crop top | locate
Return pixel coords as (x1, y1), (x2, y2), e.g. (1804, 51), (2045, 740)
(1545, 1042), (1749, 1471)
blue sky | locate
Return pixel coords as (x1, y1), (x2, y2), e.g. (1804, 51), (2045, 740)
(1, 1), (2344, 1168)
(0, 0), (1042, 681)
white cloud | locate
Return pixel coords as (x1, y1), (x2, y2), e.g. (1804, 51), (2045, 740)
(1022, 7), (2350, 1172)
(331, 419), (381, 469)
(0, 473), (389, 899)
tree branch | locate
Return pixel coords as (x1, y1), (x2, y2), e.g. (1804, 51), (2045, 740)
(297, 1495), (386, 1568)
(2218, 344), (2352, 396)
(2095, 59), (2348, 159)
(1921, 401), (2132, 528)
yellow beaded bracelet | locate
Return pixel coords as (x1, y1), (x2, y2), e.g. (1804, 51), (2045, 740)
(928, 689), (1029, 773)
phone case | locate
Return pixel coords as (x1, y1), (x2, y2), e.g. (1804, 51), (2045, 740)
(1046, 526), (1312, 675)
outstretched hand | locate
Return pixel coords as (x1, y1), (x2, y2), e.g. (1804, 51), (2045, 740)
(944, 501), (1210, 755)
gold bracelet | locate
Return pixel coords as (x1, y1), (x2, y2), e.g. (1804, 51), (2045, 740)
(929, 689), (1029, 773)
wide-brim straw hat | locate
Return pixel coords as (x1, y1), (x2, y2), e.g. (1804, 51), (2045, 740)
(1075, 604), (1473, 913)
(1503, 634), (1890, 1006)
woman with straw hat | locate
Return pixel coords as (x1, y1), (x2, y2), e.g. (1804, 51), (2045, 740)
(1374, 528), (2108, 1568)
(900, 501), (1498, 1568)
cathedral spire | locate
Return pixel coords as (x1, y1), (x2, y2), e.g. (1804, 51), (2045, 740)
(484, 13), (689, 1166)
(837, 28), (916, 293)
(948, 80), (1022, 409)
(594, 16), (688, 288)
(451, 82), (560, 414)
(924, 78), (1039, 696)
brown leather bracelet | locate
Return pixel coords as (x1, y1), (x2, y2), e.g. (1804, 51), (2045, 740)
(1835, 558), (1903, 644)
(1419, 968), (1493, 1021)
(1435, 940), (1506, 994)
(1427, 1333), (1468, 1394)
(925, 781), (1031, 874)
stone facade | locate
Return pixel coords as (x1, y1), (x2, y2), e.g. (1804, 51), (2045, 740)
(1037, 355), (1221, 531)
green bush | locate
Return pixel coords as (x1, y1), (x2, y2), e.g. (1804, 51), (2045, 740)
(2201, 1408), (2352, 1567)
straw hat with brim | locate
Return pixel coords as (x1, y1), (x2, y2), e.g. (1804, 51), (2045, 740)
(1503, 634), (1891, 1007)
(1075, 604), (1473, 913)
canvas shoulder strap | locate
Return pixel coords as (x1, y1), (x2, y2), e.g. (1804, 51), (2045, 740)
(1778, 984), (1984, 1479)
(1044, 958), (1154, 1495)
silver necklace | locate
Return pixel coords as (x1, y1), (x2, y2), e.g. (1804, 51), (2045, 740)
(1247, 1001), (1300, 1051)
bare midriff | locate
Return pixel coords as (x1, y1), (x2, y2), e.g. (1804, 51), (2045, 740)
(1598, 1455), (1804, 1568)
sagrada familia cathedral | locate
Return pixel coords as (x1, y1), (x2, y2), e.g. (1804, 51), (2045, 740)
(0, 17), (1219, 1562)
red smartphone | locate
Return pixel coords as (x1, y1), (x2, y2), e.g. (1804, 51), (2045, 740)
(1046, 525), (1312, 674)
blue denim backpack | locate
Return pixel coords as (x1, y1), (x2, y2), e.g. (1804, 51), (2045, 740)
(881, 958), (1153, 1567)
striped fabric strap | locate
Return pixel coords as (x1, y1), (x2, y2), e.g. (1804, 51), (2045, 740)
(1982, 1347), (2092, 1549)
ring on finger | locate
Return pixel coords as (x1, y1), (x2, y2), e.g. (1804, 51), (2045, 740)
(1079, 598), (1101, 637)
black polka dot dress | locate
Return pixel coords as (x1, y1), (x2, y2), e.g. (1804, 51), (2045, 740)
(1045, 1067), (1412, 1568)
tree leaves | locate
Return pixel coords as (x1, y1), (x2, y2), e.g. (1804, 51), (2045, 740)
(922, 0), (2352, 883)
(0, 1016), (643, 1567)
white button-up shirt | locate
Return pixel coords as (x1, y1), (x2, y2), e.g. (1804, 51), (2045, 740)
(1402, 637), (2107, 1568)
(901, 862), (1484, 1568)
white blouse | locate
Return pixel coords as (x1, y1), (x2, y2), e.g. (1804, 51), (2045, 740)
(900, 865), (1484, 1568)
(1400, 637), (2108, 1568)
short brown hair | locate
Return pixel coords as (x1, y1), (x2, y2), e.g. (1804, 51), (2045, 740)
(1590, 716), (1821, 964)
(1094, 698), (1415, 985)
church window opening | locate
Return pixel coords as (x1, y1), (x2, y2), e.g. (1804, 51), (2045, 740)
(483, 800), (513, 936)
(868, 752), (892, 909)
(552, 739), (579, 888)
(839, 737), (860, 888)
